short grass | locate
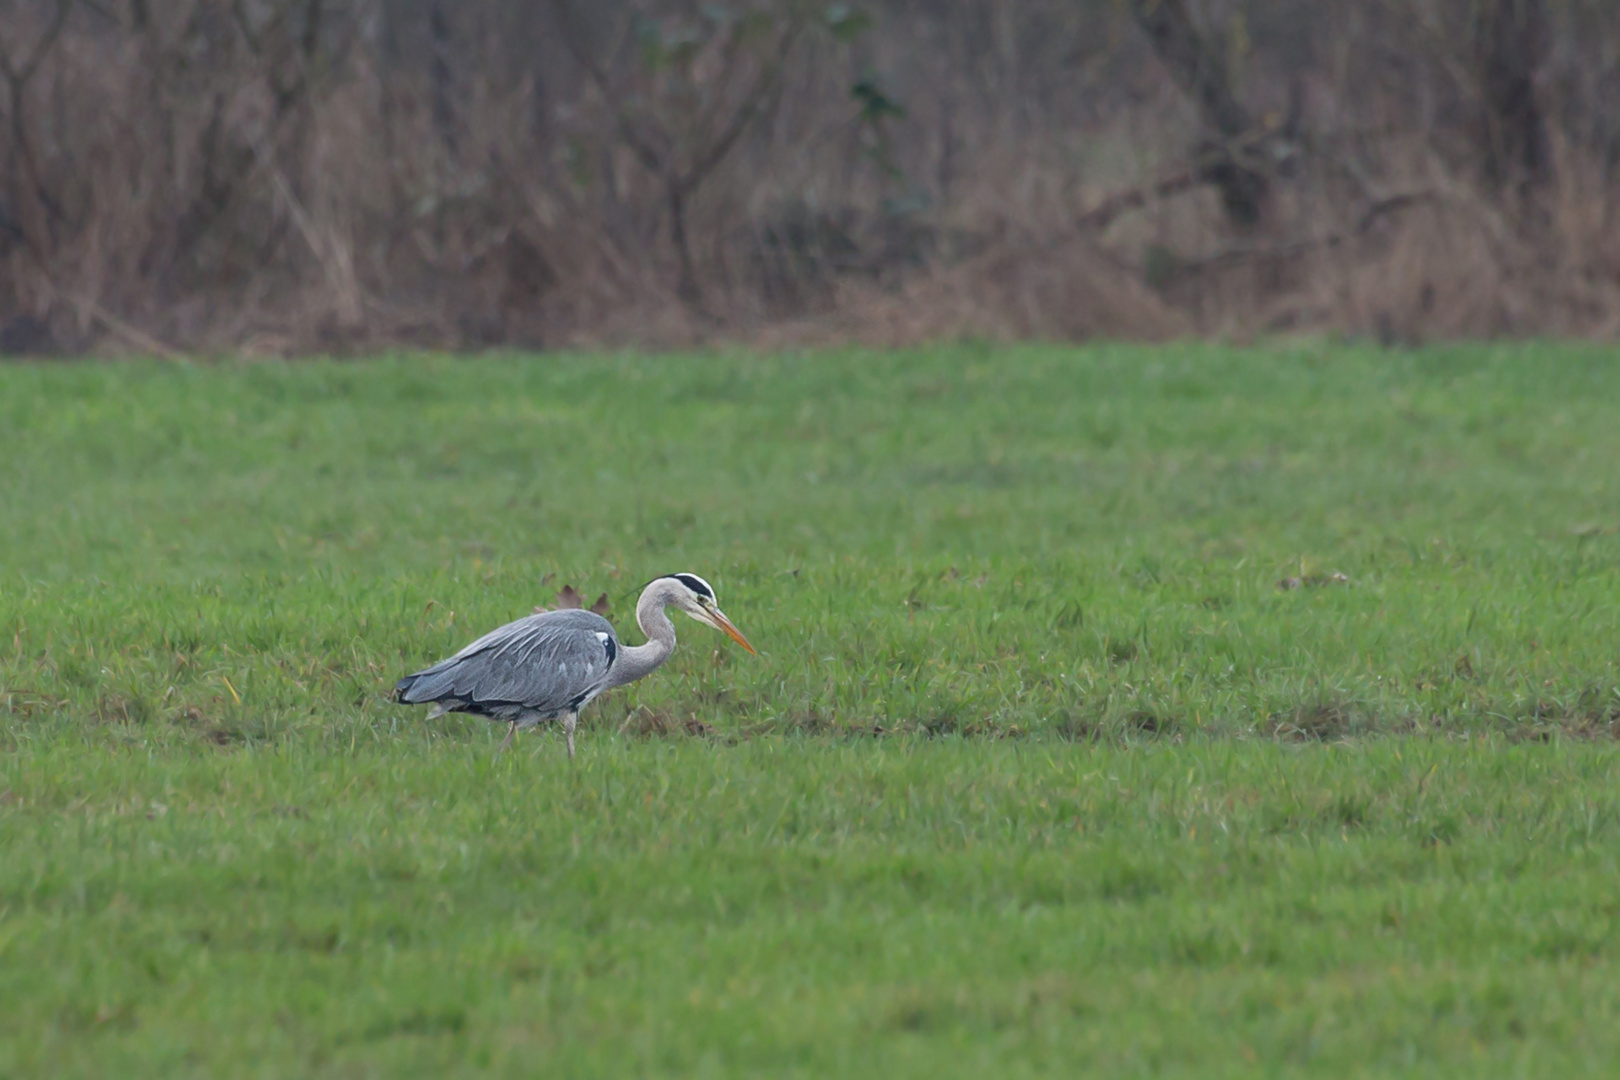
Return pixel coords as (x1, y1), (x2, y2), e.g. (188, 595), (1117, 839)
(3, 342), (1620, 1076)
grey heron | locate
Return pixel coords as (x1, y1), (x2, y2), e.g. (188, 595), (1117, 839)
(392, 573), (754, 757)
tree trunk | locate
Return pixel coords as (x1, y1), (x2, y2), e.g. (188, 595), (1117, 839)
(1126, 0), (1269, 229)
(1473, 0), (1548, 197)
(429, 0), (458, 157)
(668, 182), (702, 306)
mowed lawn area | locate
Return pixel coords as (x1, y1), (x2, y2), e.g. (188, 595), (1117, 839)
(2, 343), (1619, 1076)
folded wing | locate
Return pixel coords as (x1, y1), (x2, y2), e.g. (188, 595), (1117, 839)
(394, 608), (618, 717)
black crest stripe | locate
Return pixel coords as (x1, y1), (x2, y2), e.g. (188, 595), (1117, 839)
(672, 573), (714, 599)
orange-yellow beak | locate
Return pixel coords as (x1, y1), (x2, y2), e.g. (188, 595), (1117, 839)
(706, 607), (756, 654)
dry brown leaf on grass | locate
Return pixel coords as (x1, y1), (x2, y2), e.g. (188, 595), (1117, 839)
(535, 585), (611, 616)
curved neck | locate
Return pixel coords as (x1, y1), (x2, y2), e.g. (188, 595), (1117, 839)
(610, 579), (684, 687)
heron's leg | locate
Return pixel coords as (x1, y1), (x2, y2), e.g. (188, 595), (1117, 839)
(563, 712), (578, 760)
(497, 720), (517, 754)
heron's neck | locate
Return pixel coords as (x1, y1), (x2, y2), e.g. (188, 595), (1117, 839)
(611, 581), (681, 686)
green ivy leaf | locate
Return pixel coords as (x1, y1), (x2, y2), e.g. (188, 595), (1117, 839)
(825, 4), (872, 43)
(852, 77), (904, 121)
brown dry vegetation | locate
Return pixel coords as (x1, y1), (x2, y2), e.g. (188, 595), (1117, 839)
(0, 0), (1616, 355)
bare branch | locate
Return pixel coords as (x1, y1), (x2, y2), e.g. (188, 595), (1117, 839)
(231, 0), (262, 54)
(1077, 169), (1203, 234)
(0, 0), (74, 87)
(76, 0), (117, 25)
(302, 0), (323, 59)
(169, 0), (357, 260)
(678, 22), (799, 195)
(0, 0), (74, 249)
(250, 134), (365, 328)
(549, 0), (667, 175)
(64, 292), (184, 359)
(1164, 190), (1441, 280)
(1124, 0), (1271, 228)
(1125, 0), (1248, 138)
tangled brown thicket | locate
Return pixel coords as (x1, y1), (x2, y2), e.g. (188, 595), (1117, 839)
(0, 0), (1616, 356)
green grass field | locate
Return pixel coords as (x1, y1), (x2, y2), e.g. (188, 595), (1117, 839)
(3, 342), (1620, 1076)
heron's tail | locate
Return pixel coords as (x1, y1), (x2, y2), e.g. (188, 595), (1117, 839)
(393, 666), (466, 711)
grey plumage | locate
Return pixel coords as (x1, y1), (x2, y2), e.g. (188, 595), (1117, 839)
(395, 608), (618, 721)
(392, 573), (754, 758)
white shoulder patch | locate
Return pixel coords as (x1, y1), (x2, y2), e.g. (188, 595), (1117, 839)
(595, 632), (610, 644)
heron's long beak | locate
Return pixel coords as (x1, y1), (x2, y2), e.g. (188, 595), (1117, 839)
(706, 607), (756, 654)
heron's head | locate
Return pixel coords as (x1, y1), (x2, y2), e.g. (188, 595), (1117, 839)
(658, 572), (756, 654)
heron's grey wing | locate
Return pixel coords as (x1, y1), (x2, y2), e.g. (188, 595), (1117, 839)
(396, 609), (618, 715)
